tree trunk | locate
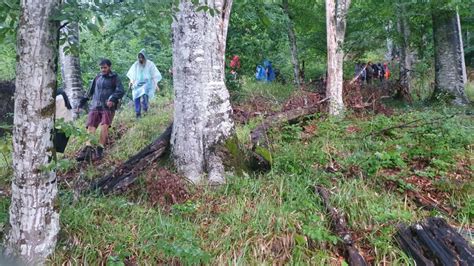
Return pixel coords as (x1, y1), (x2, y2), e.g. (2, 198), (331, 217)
(282, 0), (301, 87)
(59, 21), (83, 119)
(432, 5), (470, 105)
(4, 0), (60, 264)
(396, 1), (412, 99)
(385, 21), (394, 62)
(326, 0), (351, 116)
(171, 0), (234, 184)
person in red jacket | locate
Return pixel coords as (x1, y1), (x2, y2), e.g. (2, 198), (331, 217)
(229, 55), (240, 79)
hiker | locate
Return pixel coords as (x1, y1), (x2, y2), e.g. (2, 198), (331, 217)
(255, 65), (266, 81)
(77, 59), (125, 161)
(378, 63), (385, 82)
(54, 89), (73, 153)
(229, 55), (240, 79)
(383, 63), (391, 80)
(263, 59), (275, 82)
(366, 62), (374, 84)
(127, 49), (162, 118)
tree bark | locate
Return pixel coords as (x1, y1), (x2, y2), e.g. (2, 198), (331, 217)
(432, 4), (470, 105)
(326, 0), (351, 116)
(171, 0), (234, 184)
(59, 21), (83, 119)
(396, 2), (412, 99)
(282, 0), (301, 88)
(4, 0), (60, 264)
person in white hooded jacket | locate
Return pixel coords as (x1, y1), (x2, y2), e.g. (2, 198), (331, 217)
(127, 49), (162, 118)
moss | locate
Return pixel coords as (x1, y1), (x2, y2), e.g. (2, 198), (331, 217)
(222, 135), (250, 174)
(39, 101), (55, 118)
(254, 146), (272, 165)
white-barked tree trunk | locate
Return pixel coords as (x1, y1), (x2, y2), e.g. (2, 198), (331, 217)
(171, 0), (234, 184)
(4, 0), (60, 264)
(326, 0), (351, 116)
(59, 20), (83, 119)
(432, 4), (469, 105)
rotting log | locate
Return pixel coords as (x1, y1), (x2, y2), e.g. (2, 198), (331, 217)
(250, 97), (329, 169)
(315, 186), (368, 266)
(396, 217), (474, 265)
(90, 123), (173, 194)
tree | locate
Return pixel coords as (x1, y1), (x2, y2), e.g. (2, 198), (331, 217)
(326, 0), (351, 116)
(432, 3), (470, 105)
(59, 20), (83, 118)
(4, 0), (60, 264)
(282, 0), (301, 87)
(171, 0), (234, 184)
(396, 1), (412, 99)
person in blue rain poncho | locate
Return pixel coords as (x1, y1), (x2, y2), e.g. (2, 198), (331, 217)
(127, 49), (162, 118)
(255, 65), (266, 81)
(263, 59), (275, 82)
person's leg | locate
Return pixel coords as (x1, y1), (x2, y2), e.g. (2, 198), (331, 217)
(95, 110), (114, 160)
(99, 125), (109, 147)
(134, 97), (141, 118)
(142, 94), (149, 113)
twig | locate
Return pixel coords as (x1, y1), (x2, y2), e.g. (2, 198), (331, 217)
(366, 114), (457, 137)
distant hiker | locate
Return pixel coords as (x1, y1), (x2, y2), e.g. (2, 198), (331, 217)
(77, 59), (125, 161)
(366, 62), (374, 84)
(378, 63), (385, 82)
(229, 55), (241, 79)
(264, 59), (275, 82)
(54, 89), (72, 153)
(255, 65), (266, 81)
(383, 63), (391, 80)
(127, 49), (162, 118)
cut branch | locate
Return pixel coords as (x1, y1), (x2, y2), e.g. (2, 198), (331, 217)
(315, 186), (368, 266)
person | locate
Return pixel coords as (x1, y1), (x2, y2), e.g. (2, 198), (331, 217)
(54, 89), (73, 153)
(229, 55), (240, 79)
(366, 62), (373, 84)
(255, 65), (266, 81)
(127, 49), (162, 118)
(383, 63), (391, 80)
(263, 59), (275, 82)
(378, 63), (385, 82)
(77, 59), (125, 161)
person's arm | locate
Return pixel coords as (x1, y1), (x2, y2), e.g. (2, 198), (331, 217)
(79, 77), (96, 109)
(108, 75), (125, 105)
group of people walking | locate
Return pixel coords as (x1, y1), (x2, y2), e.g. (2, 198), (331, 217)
(55, 49), (162, 162)
(355, 62), (390, 84)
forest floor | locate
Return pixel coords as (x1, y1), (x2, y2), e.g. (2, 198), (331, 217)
(0, 78), (473, 265)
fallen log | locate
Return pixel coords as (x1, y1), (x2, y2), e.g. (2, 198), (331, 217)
(315, 186), (368, 266)
(90, 123), (173, 194)
(251, 97), (329, 148)
(396, 217), (474, 265)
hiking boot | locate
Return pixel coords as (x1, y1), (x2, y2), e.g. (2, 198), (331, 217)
(76, 146), (94, 162)
(94, 146), (104, 161)
(136, 113), (141, 119)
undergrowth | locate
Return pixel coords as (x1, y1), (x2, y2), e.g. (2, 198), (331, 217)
(0, 81), (472, 265)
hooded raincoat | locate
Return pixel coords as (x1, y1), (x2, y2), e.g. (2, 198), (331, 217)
(127, 49), (162, 100)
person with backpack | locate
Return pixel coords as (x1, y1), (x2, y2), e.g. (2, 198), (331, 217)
(127, 49), (162, 118)
(263, 59), (275, 82)
(77, 59), (125, 161)
(383, 63), (391, 80)
(378, 63), (385, 82)
(229, 55), (241, 79)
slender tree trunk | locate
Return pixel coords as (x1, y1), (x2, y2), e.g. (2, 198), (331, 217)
(326, 0), (351, 116)
(59, 21), (83, 119)
(171, 0), (234, 184)
(432, 5), (469, 105)
(4, 0), (60, 264)
(396, 1), (412, 97)
(385, 21), (394, 62)
(282, 0), (301, 87)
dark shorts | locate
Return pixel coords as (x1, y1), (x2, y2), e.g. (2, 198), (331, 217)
(86, 109), (115, 128)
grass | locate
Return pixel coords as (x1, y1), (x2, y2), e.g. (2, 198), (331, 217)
(0, 80), (472, 265)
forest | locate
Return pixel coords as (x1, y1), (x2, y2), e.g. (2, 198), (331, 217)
(0, 0), (473, 265)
